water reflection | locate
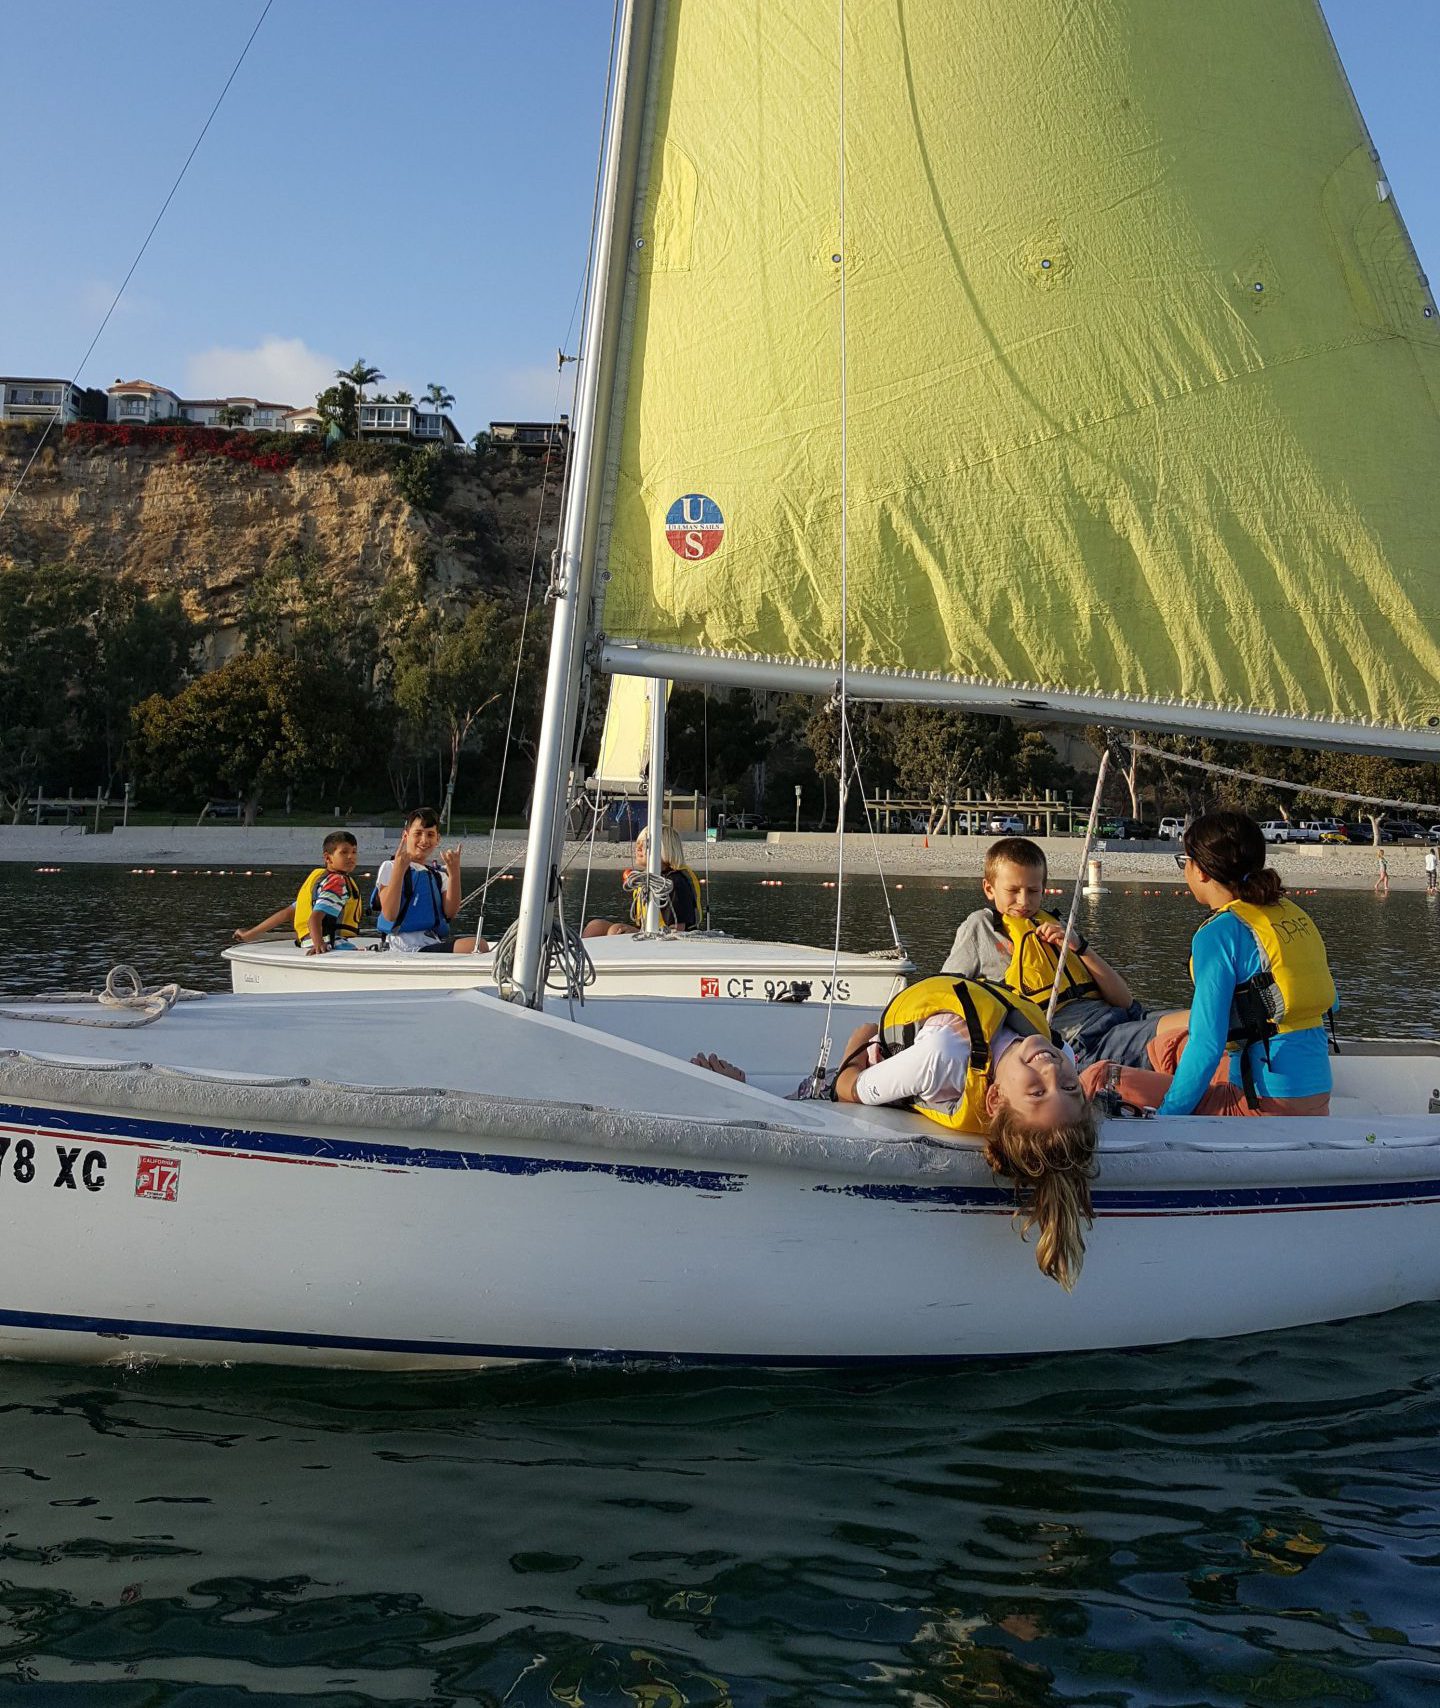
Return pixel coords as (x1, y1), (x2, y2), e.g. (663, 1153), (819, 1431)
(0, 1307), (1436, 1703)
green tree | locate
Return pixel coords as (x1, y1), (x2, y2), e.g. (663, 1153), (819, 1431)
(0, 564), (97, 818)
(666, 686), (776, 801)
(314, 381), (358, 440)
(388, 595), (516, 828)
(131, 652), (323, 824)
(423, 382), (456, 416)
(338, 359), (384, 402)
(888, 706), (1021, 829)
(392, 389), (414, 405)
(215, 403), (251, 428)
(91, 579), (200, 787)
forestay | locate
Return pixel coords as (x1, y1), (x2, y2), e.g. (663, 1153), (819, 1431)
(593, 0), (1440, 753)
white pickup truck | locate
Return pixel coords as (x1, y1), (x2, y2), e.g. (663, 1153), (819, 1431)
(1299, 819), (1348, 843)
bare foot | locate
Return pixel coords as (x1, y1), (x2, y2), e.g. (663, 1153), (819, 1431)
(690, 1051), (747, 1082)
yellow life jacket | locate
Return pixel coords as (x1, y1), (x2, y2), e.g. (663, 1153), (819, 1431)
(1191, 897), (1336, 1099)
(877, 975), (1066, 1135)
(991, 907), (1100, 1005)
(628, 864), (704, 929)
(1191, 897), (1336, 1038)
(293, 867), (364, 945)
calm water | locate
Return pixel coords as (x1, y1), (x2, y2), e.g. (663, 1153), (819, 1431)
(0, 863), (1437, 1703)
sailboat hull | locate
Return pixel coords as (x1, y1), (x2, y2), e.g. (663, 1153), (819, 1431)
(224, 934), (911, 1007)
(1, 991), (1437, 1368)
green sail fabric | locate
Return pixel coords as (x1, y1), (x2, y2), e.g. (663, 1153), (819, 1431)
(595, 0), (1440, 748)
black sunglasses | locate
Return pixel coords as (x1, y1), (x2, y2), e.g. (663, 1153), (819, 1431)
(1172, 853), (1188, 872)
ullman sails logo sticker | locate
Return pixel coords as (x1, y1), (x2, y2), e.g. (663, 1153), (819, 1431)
(664, 494), (724, 560)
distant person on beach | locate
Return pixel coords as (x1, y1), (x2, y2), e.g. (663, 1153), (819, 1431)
(1375, 849), (1390, 895)
(373, 807), (485, 954)
(1426, 846), (1438, 894)
(692, 975), (1099, 1289)
(940, 836), (1184, 1069)
(1090, 811), (1335, 1118)
(582, 825), (702, 938)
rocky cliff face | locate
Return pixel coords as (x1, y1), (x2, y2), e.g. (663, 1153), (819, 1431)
(0, 426), (559, 636)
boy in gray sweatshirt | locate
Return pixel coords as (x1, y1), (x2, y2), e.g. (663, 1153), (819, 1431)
(941, 837), (1178, 1068)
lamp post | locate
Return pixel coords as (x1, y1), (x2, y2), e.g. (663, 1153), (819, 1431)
(794, 784), (802, 834)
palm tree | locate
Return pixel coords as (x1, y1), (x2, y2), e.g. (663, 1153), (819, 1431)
(338, 360), (384, 406)
(393, 389), (414, 405)
(423, 382), (455, 416)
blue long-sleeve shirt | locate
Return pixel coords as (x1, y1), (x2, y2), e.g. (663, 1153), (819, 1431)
(1159, 909), (1333, 1115)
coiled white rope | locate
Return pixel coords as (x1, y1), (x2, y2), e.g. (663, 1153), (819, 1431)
(491, 918), (595, 1002)
(0, 964), (206, 1028)
(622, 866), (673, 928)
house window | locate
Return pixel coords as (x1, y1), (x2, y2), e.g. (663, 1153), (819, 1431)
(119, 400), (146, 417)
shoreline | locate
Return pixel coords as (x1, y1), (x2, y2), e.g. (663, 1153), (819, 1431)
(0, 825), (1429, 892)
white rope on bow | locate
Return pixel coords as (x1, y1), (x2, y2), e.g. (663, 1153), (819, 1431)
(0, 964), (206, 1029)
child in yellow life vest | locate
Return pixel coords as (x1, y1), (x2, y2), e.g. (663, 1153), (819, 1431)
(294, 830), (365, 955)
(942, 837), (1181, 1070)
(582, 825), (703, 937)
(231, 830), (364, 949)
(692, 975), (1099, 1290)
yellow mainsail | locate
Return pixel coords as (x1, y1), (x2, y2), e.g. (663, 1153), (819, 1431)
(593, 0), (1440, 751)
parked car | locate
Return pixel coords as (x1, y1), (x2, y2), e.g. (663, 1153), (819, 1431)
(1385, 819), (1427, 842)
(202, 800), (261, 820)
(1158, 816), (1185, 840)
(986, 814), (1027, 835)
(1428, 824), (1440, 842)
(1299, 818), (1348, 844)
(1258, 820), (1292, 844)
(1096, 816), (1153, 840)
(721, 812), (768, 833)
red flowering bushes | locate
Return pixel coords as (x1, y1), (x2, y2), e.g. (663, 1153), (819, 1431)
(63, 422), (323, 472)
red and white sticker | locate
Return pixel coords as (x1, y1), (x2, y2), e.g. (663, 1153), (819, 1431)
(699, 976), (720, 998)
(135, 1155), (180, 1202)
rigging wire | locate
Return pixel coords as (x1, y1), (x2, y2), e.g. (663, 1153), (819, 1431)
(813, 0), (851, 1089)
(0, 0), (275, 529)
(475, 0), (623, 953)
(845, 740), (908, 957)
(1045, 751), (1111, 1024)
(700, 683), (713, 925)
(1129, 740), (1440, 815)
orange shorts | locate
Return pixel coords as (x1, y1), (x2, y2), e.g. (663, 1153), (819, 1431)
(1081, 1028), (1330, 1118)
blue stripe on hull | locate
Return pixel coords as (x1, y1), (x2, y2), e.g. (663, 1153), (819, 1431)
(1, 1101), (1436, 1215)
(0, 1100), (744, 1192)
(0, 1303), (1040, 1368)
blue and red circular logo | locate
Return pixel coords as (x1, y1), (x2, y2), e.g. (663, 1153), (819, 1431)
(664, 493), (724, 560)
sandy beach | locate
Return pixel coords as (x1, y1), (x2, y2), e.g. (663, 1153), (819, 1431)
(0, 823), (1429, 891)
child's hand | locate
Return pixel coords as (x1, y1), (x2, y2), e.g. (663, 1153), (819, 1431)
(443, 844), (462, 874)
(1035, 920), (1068, 947)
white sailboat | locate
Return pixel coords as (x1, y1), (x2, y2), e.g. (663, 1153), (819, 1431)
(223, 671), (914, 1005)
(2, 0), (1439, 1369)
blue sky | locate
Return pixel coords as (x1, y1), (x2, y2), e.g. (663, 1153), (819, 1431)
(2, 2), (1435, 440)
